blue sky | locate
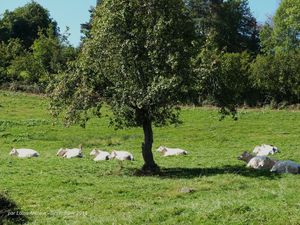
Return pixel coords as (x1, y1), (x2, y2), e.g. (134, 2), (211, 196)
(0, 0), (280, 47)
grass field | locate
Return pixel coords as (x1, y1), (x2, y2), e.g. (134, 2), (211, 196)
(0, 90), (300, 225)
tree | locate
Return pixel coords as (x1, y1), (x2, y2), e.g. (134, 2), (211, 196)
(192, 35), (254, 111)
(251, 50), (300, 104)
(253, 0), (300, 105)
(31, 26), (62, 75)
(0, 1), (58, 49)
(259, 20), (275, 54)
(31, 26), (78, 86)
(80, 0), (103, 40)
(50, 0), (195, 172)
(273, 0), (300, 51)
(260, 0), (300, 53)
(7, 53), (45, 84)
(0, 39), (25, 83)
(186, 0), (260, 53)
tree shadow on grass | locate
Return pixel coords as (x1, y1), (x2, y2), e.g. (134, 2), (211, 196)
(131, 165), (280, 180)
(0, 193), (28, 225)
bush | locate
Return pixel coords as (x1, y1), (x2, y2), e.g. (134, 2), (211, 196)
(193, 41), (255, 109)
(251, 50), (300, 104)
(7, 53), (46, 84)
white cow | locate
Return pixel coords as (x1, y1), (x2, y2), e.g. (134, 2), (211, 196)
(238, 151), (276, 170)
(90, 149), (110, 161)
(247, 156), (276, 170)
(64, 148), (83, 159)
(157, 146), (188, 156)
(10, 148), (39, 158)
(253, 144), (279, 156)
(271, 160), (300, 174)
(57, 145), (83, 159)
(109, 150), (134, 161)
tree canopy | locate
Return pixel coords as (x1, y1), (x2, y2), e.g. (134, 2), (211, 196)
(186, 0), (259, 53)
(0, 1), (58, 49)
(0, 1), (77, 92)
(251, 0), (300, 104)
(50, 0), (196, 171)
(260, 0), (300, 53)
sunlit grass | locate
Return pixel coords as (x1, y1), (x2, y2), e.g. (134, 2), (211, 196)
(0, 91), (300, 225)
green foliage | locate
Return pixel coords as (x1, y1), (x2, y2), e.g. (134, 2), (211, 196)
(0, 39), (24, 66)
(32, 27), (61, 73)
(0, 4), (78, 91)
(253, 0), (300, 105)
(7, 53), (45, 84)
(259, 22), (276, 54)
(1, 0), (299, 108)
(193, 37), (254, 114)
(260, 0), (300, 53)
(0, 1), (58, 49)
(212, 0), (259, 53)
(0, 27), (68, 87)
(50, 0), (195, 128)
(219, 51), (253, 106)
(186, 0), (259, 53)
(273, 0), (300, 51)
(251, 50), (300, 104)
(80, 0), (103, 40)
(0, 39), (26, 83)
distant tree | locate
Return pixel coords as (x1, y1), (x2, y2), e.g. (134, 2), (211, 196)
(252, 0), (300, 105)
(193, 35), (253, 111)
(184, 0), (211, 43)
(251, 49), (300, 104)
(0, 1), (58, 49)
(7, 53), (45, 84)
(0, 1), (77, 91)
(259, 20), (275, 54)
(32, 26), (61, 74)
(30, 26), (78, 86)
(80, 0), (103, 40)
(186, 0), (260, 53)
(50, 0), (195, 172)
(80, 7), (95, 40)
(272, 0), (300, 51)
(0, 39), (25, 83)
(260, 0), (300, 53)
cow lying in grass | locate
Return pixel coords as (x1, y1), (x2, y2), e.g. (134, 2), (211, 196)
(271, 160), (300, 174)
(238, 151), (276, 170)
(56, 145), (83, 159)
(253, 144), (279, 156)
(10, 148), (39, 158)
(157, 146), (188, 156)
(109, 150), (134, 161)
(90, 149), (110, 161)
(238, 151), (300, 174)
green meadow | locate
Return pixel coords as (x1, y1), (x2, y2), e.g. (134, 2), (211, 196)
(0, 91), (300, 225)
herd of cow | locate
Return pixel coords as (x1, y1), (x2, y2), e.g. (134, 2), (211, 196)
(238, 144), (300, 174)
(8, 143), (300, 174)
(8, 145), (188, 161)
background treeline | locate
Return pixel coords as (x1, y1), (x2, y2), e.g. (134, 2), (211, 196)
(0, 0), (299, 106)
(0, 2), (78, 92)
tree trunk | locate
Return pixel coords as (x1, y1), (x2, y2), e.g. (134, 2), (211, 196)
(141, 117), (159, 172)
